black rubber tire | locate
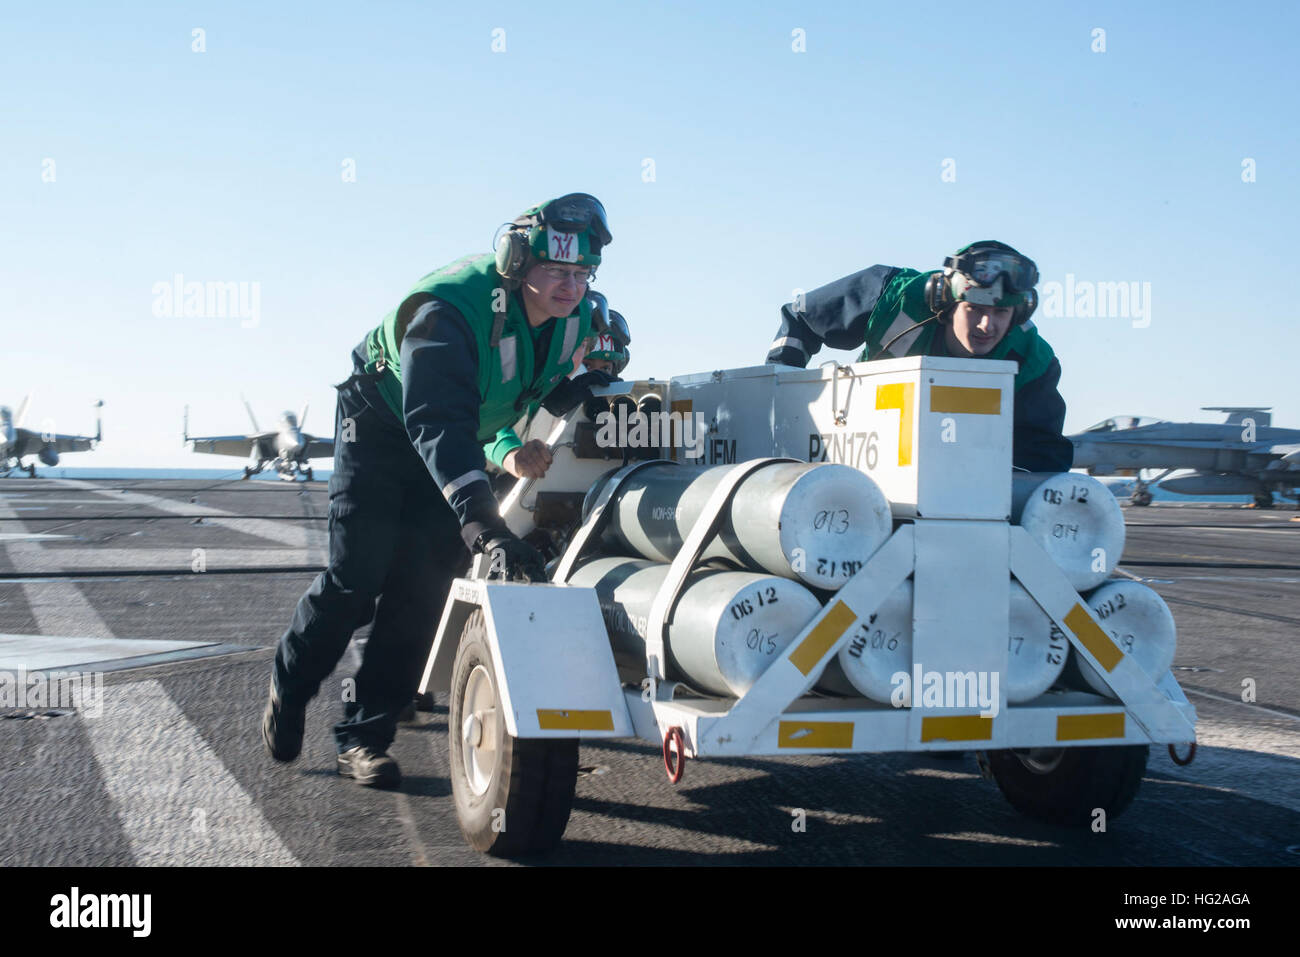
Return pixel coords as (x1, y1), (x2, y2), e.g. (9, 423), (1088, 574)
(987, 745), (1148, 827)
(448, 610), (578, 857)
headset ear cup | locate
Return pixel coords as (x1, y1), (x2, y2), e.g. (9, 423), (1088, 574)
(925, 271), (946, 314)
(495, 230), (529, 280)
(1017, 288), (1038, 324)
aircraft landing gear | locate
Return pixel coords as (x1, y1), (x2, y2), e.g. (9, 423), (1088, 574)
(242, 466), (255, 480)
(1129, 485), (1152, 507)
(305, 467), (314, 482)
(26, 464), (37, 478)
(1252, 492), (1274, 509)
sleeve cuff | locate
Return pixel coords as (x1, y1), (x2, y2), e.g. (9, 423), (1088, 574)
(484, 429), (523, 469)
(766, 347), (809, 368)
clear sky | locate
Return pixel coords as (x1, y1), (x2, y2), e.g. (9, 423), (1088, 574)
(3, 0), (1296, 467)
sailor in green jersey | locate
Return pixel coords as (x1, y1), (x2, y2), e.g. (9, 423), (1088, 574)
(262, 194), (617, 788)
(766, 241), (1073, 472)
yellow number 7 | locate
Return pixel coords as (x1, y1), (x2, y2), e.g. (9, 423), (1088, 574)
(875, 383), (914, 467)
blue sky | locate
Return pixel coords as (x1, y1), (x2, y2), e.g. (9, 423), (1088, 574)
(2, 0), (1296, 466)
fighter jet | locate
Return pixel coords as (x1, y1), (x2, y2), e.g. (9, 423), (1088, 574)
(0, 398), (103, 477)
(1069, 407), (1300, 507)
(184, 396), (333, 481)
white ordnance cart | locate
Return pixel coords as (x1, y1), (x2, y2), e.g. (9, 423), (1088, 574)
(418, 357), (1196, 856)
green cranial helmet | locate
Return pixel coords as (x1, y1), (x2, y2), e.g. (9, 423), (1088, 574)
(582, 291), (630, 374)
(522, 192), (611, 267)
(944, 241), (1039, 308)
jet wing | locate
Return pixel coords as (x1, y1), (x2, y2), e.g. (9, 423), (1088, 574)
(1261, 443), (1300, 461)
(12, 428), (96, 455)
(302, 435), (334, 459)
(187, 433), (276, 458)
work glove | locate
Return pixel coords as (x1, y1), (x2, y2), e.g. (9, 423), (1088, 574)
(541, 369), (618, 417)
(475, 530), (548, 584)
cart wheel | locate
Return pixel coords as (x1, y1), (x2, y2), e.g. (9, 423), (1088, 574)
(987, 745), (1148, 827)
(448, 609), (578, 857)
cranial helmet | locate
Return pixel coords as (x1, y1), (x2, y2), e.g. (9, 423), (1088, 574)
(583, 291), (631, 375)
(495, 193), (612, 282)
(926, 240), (1040, 324)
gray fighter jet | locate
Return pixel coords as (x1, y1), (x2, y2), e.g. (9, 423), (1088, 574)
(0, 398), (103, 477)
(184, 397), (333, 481)
(1069, 407), (1300, 507)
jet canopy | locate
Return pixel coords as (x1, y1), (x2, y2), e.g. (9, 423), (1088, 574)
(1080, 415), (1166, 433)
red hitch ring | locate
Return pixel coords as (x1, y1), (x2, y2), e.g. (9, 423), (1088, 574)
(663, 726), (686, 783)
(1168, 742), (1197, 766)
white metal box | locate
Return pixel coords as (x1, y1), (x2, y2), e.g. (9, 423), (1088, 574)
(667, 357), (1016, 518)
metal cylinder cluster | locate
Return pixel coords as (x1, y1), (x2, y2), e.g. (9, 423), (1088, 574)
(584, 461), (893, 591)
(567, 555), (823, 697)
(817, 580), (1073, 705)
(574, 459), (1173, 703)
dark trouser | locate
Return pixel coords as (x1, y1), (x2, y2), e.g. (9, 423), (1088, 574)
(272, 374), (468, 753)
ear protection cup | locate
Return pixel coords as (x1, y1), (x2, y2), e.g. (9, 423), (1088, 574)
(1015, 288), (1037, 325)
(495, 228), (531, 281)
(924, 270), (950, 316)
(928, 266), (1037, 324)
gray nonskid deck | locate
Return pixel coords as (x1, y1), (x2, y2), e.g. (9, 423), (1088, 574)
(1, 479), (1296, 866)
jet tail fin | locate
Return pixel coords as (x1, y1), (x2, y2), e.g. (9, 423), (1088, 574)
(93, 400), (103, 443)
(1203, 406), (1271, 427)
(240, 394), (261, 433)
(298, 402), (309, 432)
(15, 394), (31, 429)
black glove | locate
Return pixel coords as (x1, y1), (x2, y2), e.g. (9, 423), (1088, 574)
(475, 530), (548, 584)
(541, 369), (618, 417)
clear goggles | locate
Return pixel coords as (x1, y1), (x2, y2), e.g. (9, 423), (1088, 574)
(946, 248), (1038, 291)
(539, 193), (612, 248)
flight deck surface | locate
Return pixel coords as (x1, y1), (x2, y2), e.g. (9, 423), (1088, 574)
(1, 479), (1296, 866)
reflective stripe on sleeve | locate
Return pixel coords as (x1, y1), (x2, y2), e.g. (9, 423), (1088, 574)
(770, 336), (808, 356)
(442, 469), (489, 499)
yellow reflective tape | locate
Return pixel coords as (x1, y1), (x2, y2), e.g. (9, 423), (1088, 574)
(930, 386), (1001, 415)
(788, 599), (857, 676)
(536, 709), (614, 731)
(778, 720), (854, 749)
(1064, 604), (1123, 671)
(920, 715), (993, 742)
(875, 382), (915, 466)
(1057, 712), (1126, 741)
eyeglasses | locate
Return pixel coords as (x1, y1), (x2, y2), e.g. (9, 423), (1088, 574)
(538, 265), (593, 285)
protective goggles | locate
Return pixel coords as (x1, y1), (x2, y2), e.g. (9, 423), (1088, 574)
(946, 247), (1038, 291)
(538, 193), (612, 248)
(586, 293), (630, 348)
(606, 310), (631, 349)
